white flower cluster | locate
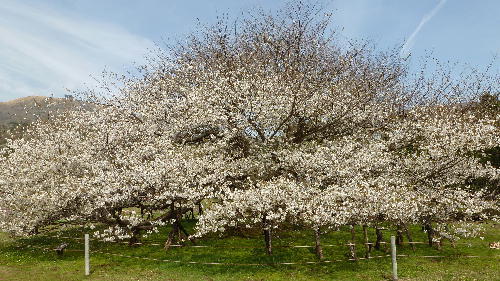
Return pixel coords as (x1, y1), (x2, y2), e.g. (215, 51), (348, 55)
(434, 222), (485, 242)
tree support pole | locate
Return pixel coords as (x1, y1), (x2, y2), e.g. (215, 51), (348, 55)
(84, 234), (90, 276)
(391, 236), (398, 281)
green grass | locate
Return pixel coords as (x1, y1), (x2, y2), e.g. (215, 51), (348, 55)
(0, 222), (499, 281)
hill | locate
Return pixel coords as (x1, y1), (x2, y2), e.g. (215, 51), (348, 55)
(0, 95), (82, 146)
(0, 96), (70, 126)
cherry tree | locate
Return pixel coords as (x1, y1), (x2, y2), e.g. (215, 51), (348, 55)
(0, 2), (498, 259)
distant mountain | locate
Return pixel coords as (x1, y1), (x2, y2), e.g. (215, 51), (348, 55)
(0, 95), (83, 146)
(0, 96), (69, 126)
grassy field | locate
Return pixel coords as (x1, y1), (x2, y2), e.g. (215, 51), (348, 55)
(0, 222), (499, 281)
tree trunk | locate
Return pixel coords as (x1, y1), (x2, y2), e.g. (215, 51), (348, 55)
(197, 202), (203, 216)
(424, 223), (434, 247)
(129, 229), (140, 246)
(165, 219), (181, 250)
(396, 225), (404, 246)
(32, 226), (39, 235)
(314, 227), (324, 259)
(262, 215), (272, 255)
(375, 227), (383, 250)
(178, 221), (196, 244)
(403, 224), (415, 251)
(363, 225), (371, 258)
(445, 224), (455, 248)
(164, 204), (192, 250)
(349, 225), (358, 260)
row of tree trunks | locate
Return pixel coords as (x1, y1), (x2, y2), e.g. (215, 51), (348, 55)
(160, 218), (434, 257)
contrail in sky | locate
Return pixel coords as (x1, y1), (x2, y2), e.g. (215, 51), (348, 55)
(400, 0), (447, 57)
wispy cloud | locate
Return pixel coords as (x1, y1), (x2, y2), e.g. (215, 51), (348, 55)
(0, 1), (155, 101)
(400, 0), (447, 57)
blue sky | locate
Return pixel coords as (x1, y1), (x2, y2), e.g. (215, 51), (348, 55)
(0, 0), (499, 102)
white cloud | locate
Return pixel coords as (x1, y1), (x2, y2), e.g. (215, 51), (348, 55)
(400, 0), (447, 57)
(0, 0), (155, 101)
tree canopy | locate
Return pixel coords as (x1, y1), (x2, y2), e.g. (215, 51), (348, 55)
(0, 2), (498, 255)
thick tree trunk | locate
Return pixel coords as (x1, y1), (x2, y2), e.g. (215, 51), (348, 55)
(314, 227), (324, 260)
(262, 215), (272, 255)
(164, 204), (194, 249)
(363, 225), (371, 258)
(349, 225), (358, 260)
(165, 219), (180, 250)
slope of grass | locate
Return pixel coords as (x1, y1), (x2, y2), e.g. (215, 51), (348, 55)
(0, 222), (499, 281)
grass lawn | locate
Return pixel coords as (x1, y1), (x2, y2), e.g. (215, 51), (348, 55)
(0, 222), (499, 281)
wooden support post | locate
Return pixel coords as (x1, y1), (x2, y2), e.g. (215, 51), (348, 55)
(363, 225), (371, 258)
(349, 225), (358, 260)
